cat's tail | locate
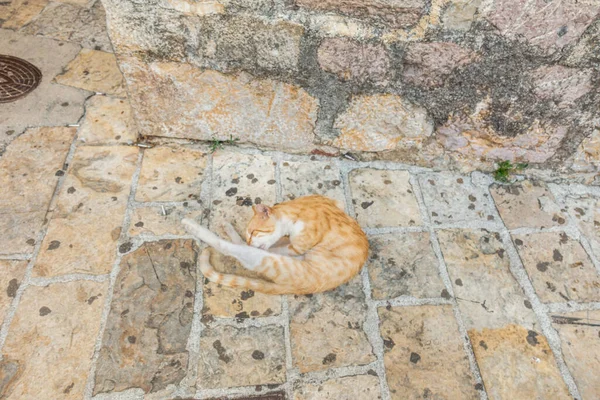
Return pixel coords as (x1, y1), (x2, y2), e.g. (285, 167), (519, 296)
(198, 248), (292, 295)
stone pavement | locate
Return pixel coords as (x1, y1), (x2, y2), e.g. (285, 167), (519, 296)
(1, 1), (600, 400)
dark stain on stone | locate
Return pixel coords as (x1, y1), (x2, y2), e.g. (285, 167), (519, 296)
(226, 187), (238, 196)
(213, 200), (222, 205)
(468, 194), (477, 202)
(441, 289), (451, 300)
(455, 278), (463, 286)
(431, 211), (438, 217)
(55, 170), (65, 176)
(201, 314), (214, 323)
(185, 290), (194, 298)
(526, 330), (539, 346)
(48, 240), (61, 250)
(367, 369), (378, 376)
(67, 186), (76, 194)
(332, 180), (341, 186)
(384, 179), (392, 184)
(252, 350), (265, 360)
(383, 337), (395, 349)
(26, 238), (35, 246)
(468, 204), (475, 210)
(39, 306), (51, 316)
(87, 294), (101, 305)
(524, 299), (532, 309)
(267, 179), (276, 185)
(457, 178), (464, 184)
(496, 249), (505, 258)
(322, 352), (337, 365)
(236, 196), (253, 206)
(547, 281), (557, 292)
(479, 340), (488, 350)
(235, 311), (250, 322)
(128, 335), (136, 344)
(361, 201), (374, 209)
(553, 249), (563, 262)
(213, 340), (232, 363)
(263, 308), (274, 316)
(514, 238), (523, 246)
(558, 25), (568, 37)
(232, 178), (240, 184)
(475, 383), (484, 391)
(559, 233), (569, 244)
(63, 382), (74, 394)
(255, 197), (262, 204)
(251, 310), (260, 316)
(241, 289), (255, 300)
(536, 262), (549, 272)
(175, 177), (182, 183)
(6, 279), (19, 298)
(410, 352), (421, 364)
(119, 242), (133, 253)
(135, 221), (144, 227)
(247, 174), (255, 179)
(180, 261), (192, 271)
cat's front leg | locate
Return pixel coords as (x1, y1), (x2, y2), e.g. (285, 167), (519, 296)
(222, 222), (244, 245)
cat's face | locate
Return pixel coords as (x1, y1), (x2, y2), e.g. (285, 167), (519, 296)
(246, 204), (281, 249)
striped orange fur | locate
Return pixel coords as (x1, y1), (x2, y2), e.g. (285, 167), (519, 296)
(183, 195), (369, 295)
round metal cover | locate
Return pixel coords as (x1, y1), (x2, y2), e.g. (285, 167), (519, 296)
(0, 55), (42, 103)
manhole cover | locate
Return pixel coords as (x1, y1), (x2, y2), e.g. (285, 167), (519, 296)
(0, 55), (42, 103)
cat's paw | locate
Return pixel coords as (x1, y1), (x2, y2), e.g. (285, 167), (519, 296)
(182, 219), (217, 244)
(223, 222), (244, 245)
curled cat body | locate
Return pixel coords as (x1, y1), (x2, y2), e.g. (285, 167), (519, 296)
(182, 195), (369, 295)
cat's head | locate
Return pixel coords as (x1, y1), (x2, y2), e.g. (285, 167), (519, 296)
(246, 204), (281, 249)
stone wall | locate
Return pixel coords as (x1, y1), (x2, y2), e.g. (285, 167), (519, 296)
(102, 0), (600, 173)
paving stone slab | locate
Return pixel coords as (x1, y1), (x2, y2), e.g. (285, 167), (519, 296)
(349, 169), (421, 228)
(490, 180), (567, 229)
(54, 48), (126, 97)
(21, 1), (112, 52)
(0, 281), (107, 399)
(128, 205), (207, 237)
(197, 325), (286, 389)
(0, 260), (27, 323)
(552, 310), (600, 400)
(0, 127), (76, 254)
(289, 276), (375, 373)
(294, 374), (382, 400)
(513, 232), (600, 303)
(0, 0), (48, 29)
(419, 173), (495, 224)
(33, 146), (138, 276)
(136, 146), (207, 202)
(367, 232), (445, 300)
(469, 325), (571, 399)
(78, 95), (137, 145)
(203, 151), (280, 319)
(438, 229), (538, 330)
(564, 194), (600, 260)
(279, 160), (345, 207)
(378, 305), (478, 400)
(94, 240), (197, 395)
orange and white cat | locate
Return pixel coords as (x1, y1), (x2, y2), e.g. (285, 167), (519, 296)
(182, 195), (369, 295)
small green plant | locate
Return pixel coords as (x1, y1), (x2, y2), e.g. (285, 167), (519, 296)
(209, 135), (240, 153)
(494, 161), (528, 183)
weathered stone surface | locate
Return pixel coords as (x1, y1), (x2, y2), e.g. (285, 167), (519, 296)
(203, 152), (280, 319)
(294, 375), (382, 400)
(121, 59), (318, 151)
(0, 0), (48, 29)
(333, 94), (433, 152)
(490, 180), (566, 229)
(564, 194), (600, 259)
(317, 38), (390, 84)
(437, 101), (568, 165)
(0, 260), (26, 322)
(280, 160), (345, 207)
(21, 1), (112, 52)
(469, 325), (571, 399)
(136, 146), (207, 202)
(513, 232), (600, 303)
(0, 30), (89, 143)
(78, 95), (137, 145)
(160, 0), (224, 16)
(379, 305), (478, 399)
(0, 281), (107, 399)
(569, 128), (600, 173)
(531, 65), (593, 107)
(128, 206), (206, 237)
(33, 146), (138, 276)
(349, 169), (422, 228)
(289, 276), (375, 373)
(438, 230), (538, 330)
(485, 0), (600, 54)
(441, 0), (481, 31)
(197, 325), (286, 389)
(419, 173), (495, 224)
(0, 127), (76, 254)
(403, 42), (476, 88)
(94, 240), (196, 394)
(563, 18), (600, 68)
(367, 233), (444, 299)
(196, 15), (303, 71)
(552, 310), (600, 400)
(294, 0), (427, 28)
(54, 49), (126, 97)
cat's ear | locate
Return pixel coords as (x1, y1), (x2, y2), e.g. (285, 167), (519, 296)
(252, 204), (272, 218)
